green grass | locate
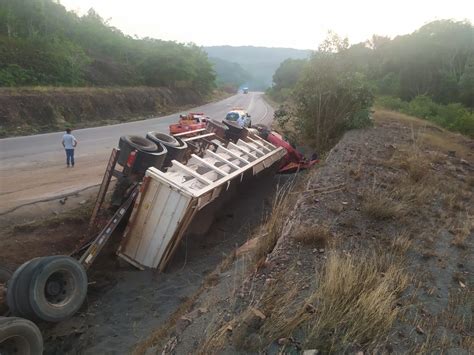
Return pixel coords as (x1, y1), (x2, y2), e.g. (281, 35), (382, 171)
(375, 95), (474, 137)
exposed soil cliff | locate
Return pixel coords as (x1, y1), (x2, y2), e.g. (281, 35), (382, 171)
(0, 87), (205, 137)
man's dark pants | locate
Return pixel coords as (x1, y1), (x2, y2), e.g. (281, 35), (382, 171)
(65, 149), (75, 166)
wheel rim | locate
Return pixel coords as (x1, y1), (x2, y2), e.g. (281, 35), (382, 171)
(0, 335), (29, 354)
(44, 269), (75, 307)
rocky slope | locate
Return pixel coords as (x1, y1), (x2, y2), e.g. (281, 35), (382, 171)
(137, 110), (473, 354)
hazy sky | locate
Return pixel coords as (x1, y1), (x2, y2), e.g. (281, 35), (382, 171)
(60, 0), (473, 49)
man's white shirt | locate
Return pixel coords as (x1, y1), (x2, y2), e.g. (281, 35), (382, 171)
(62, 134), (77, 149)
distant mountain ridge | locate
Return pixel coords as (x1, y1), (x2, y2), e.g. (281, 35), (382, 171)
(204, 46), (312, 90)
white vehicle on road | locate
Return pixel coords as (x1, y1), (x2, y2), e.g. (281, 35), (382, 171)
(225, 108), (252, 128)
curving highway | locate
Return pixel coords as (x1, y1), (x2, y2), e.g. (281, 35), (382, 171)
(0, 92), (273, 214)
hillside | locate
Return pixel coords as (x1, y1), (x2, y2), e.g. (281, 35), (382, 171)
(0, 0), (215, 94)
(208, 57), (252, 90)
(0, 87), (207, 137)
(136, 110), (473, 354)
(205, 46), (311, 90)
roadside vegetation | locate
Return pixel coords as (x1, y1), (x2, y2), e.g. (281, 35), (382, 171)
(268, 20), (474, 139)
(0, 0), (215, 94)
(141, 110), (472, 354)
(376, 95), (474, 137)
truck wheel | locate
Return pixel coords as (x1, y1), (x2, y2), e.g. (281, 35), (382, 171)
(146, 132), (180, 148)
(118, 135), (158, 166)
(0, 266), (12, 283)
(0, 317), (43, 355)
(121, 135), (158, 152)
(0, 266), (12, 316)
(6, 258), (43, 320)
(29, 256), (87, 322)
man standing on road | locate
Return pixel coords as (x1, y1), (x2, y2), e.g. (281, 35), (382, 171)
(62, 128), (77, 167)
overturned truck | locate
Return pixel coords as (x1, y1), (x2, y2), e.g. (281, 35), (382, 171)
(1, 120), (290, 338)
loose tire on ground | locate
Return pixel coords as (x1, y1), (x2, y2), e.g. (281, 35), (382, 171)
(29, 256), (87, 322)
(6, 258), (43, 320)
(0, 266), (12, 316)
(0, 317), (43, 355)
(0, 266), (12, 284)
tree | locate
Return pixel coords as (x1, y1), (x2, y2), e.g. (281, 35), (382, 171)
(459, 56), (474, 109)
(0, 0), (217, 94)
(272, 58), (306, 90)
(291, 33), (373, 150)
(318, 31), (349, 53)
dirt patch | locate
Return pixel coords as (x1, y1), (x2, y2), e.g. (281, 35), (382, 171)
(0, 200), (95, 270)
(0, 163), (289, 353)
(143, 110), (473, 354)
(0, 87), (208, 137)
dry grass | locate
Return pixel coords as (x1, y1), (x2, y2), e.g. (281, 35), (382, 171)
(443, 193), (466, 212)
(293, 224), (332, 248)
(349, 160), (363, 181)
(451, 215), (472, 249)
(298, 252), (410, 352)
(399, 151), (430, 182)
(200, 250), (410, 354)
(197, 266), (307, 354)
(253, 177), (304, 263)
(391, 233), (412, 255)
(380, 147), (441, 210)
(419, 131), (471, 161)
(415, 290), (474, 352)
(375, 109), (471, 162)
(373, 110), (429, 129)
(468, 176), (474, 187)
(362, 188), (407, 220)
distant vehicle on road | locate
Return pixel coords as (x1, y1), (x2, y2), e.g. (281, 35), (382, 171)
(242, 87), (249, 94)
(225, 108), (251, 127)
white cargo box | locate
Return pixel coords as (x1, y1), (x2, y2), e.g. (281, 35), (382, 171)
(117, 135), (285, 271)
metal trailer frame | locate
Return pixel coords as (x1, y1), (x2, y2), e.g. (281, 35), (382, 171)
(117, 132), (286, 271)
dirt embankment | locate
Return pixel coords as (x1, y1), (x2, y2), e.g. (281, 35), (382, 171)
(137, 110), (473, 354)
(1, 109), (472, 353)
(0, 87), (205, 137)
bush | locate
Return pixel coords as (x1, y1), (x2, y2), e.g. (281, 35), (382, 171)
(292, 54), (373, 150)
(375, 96), (409, 111)
(0, 64), (39, 86)
(346, 108), (373, 129)
(377, 95), (474, 137)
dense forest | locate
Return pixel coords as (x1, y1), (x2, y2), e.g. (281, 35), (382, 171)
(0, 0), (216, 95)
(269, 21), (474, 139)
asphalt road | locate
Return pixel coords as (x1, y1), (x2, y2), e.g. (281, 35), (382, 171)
(0, 92), (273, 215)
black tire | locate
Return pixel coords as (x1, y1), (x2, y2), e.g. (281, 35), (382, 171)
(146, 132), (180, 148)
(6, 258), (43, 320)
(0, 266), (12, 284)
(118, 135), (158, 166)
(0, 266), (12, 316)
(121, 135), (158, 152)
(0, 317), (43, 355)
(29, 256), (87, 322)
